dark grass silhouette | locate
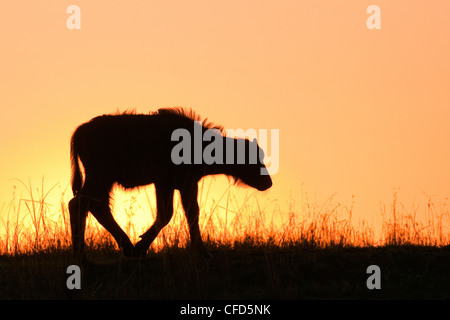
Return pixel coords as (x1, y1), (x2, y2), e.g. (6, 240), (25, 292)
(68, 107), (272, 262)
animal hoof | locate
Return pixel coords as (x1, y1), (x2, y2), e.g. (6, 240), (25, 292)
(133, 239), (150, 257)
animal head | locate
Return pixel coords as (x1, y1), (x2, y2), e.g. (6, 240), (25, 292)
(232, 138), (272, 191)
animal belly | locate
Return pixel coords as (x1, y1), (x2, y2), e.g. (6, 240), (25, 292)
(116, 165), (156, 188)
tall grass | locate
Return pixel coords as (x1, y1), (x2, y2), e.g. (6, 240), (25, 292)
(381, 191), (450, 246)
(1, 178), (449, 256)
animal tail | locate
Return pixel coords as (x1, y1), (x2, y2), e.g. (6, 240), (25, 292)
(70, 130), (83, 195)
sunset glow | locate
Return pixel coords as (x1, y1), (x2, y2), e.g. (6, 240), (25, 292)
(1, 1), (449, 251)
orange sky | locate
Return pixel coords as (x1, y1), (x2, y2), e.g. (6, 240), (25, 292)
(1, 1), (449, 234)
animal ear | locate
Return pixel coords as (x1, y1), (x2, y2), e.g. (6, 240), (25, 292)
(252, 138), (257, 144)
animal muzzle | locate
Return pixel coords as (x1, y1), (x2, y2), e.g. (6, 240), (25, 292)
(257, 177), (272, 191)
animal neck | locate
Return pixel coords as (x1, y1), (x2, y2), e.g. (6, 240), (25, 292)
(201, 136), (241, 178)
(203, 162), (238, 178)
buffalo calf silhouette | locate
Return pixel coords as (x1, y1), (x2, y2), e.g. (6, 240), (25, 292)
(68, 107), (272, 261)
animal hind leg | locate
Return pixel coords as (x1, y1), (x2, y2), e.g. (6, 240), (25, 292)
(135, 184), (174, 256)
(74, 177), (135, 257)
(89, 200), (135, 257)
(69, 195), (89, 263)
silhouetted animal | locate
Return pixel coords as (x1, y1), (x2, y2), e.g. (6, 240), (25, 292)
(68, 107), (272, 261)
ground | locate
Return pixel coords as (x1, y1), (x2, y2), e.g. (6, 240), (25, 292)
(1, 244), (450, 300)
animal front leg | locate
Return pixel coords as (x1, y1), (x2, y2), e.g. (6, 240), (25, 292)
(135, 184), (174, 257)
(180, 185), (211, 258)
